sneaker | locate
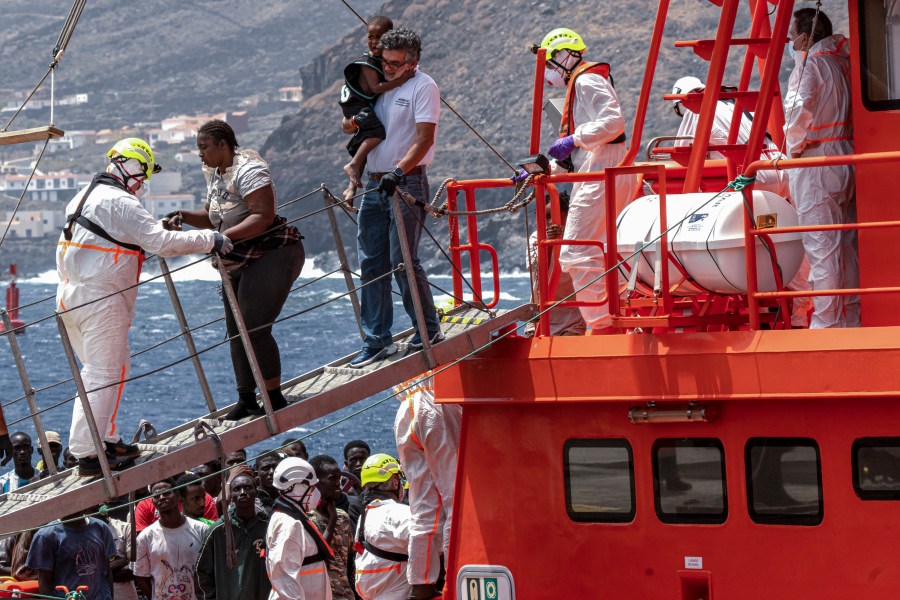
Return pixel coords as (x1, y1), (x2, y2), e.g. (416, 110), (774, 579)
(349, 343), (398, 368)
(105, 439), (141, 458)
(77, 455), (136, 477)
(409, 330), (445, 350)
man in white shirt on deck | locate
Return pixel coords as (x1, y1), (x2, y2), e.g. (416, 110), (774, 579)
(347, 26), (442, 368)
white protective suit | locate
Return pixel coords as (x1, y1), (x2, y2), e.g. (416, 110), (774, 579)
(354, 498), (412, 600)
(556, 71), (640, 329)
(393, 373), (462, 587)
(56, 175), (216, 459)
(784, 34), (860, 328)
(677, 99), (812, 325)
(266, 510), (333, 600)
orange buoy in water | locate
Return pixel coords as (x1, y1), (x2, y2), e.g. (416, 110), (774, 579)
(0, 264), (26, 334)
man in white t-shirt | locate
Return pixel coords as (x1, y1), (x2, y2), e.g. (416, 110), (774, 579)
(348, 27), (443, 369)
(134, 479), (207, 600)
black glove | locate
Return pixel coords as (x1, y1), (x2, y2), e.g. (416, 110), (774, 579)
(379, 167), (403, 197)
(0, 433), (12, 466)
(161, 211), (183, 231)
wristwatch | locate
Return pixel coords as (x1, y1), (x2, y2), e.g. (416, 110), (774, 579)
(391, 166), (404, 178)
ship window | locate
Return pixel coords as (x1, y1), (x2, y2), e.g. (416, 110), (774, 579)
(859, 0), (900, 110)
(746, 438), (823, 525)
(563, 439), (635, 523)
(652, 439), (727, 524)
(853, 437), (900, 500)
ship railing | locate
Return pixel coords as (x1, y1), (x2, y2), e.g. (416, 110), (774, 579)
(0, 182), (489, 490)
(742, 150), (900, 329)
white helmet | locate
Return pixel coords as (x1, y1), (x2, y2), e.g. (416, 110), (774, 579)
(672, 76), (705, 104)
(272, 457), (318, 490)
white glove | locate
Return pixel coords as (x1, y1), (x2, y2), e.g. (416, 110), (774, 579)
(212, 232), (233, 256)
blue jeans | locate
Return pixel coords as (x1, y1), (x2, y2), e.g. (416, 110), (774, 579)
(357, 173), (439, 349)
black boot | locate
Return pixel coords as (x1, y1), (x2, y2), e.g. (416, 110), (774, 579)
(223, 392), (260, 421)
(250, 388), (288, 416)
(407, 584), (441, 600)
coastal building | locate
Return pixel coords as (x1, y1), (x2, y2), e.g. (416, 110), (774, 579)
(141, 193), (199, 220)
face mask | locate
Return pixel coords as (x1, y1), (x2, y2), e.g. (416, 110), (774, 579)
(286, 482), (321, 511)
(134, 183), (147, 200)
(544, 50), (580, 87)
(545, 66), (566, 87)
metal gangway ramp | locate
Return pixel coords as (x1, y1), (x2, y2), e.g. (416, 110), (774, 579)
(0, 303), (532, 534)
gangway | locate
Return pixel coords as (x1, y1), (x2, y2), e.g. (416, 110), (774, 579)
(0, 302), (532, 534)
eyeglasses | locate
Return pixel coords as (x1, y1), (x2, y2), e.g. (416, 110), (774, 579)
(383, 59), (409, 69)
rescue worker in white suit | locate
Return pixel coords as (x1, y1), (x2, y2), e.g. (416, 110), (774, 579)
(56, 138), (232, 478)
(671, 75), (790, 197)
(534, 28), (640, 332)
(353, 453), (412, 600)
(784, 8), (860, 328)
(672, 76), (812, 326)
(266, 457), (334, 600)
(393, 373), (461, 600)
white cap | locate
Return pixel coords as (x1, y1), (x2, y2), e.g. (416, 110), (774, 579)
(672, 76), (705, 104)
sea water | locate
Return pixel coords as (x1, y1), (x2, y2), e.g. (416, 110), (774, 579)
(0, 256), (531, 467)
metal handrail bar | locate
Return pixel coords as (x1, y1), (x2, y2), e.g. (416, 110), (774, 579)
(742, 150), (900, 328)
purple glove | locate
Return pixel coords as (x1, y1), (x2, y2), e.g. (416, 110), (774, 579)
(547, 135), (576, 161)
(511, 168), (529, 183)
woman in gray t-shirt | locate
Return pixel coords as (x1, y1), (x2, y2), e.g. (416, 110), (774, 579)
(174, 120), (304, 420)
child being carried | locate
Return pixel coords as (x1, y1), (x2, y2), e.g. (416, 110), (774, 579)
(339, 15), (415, 202)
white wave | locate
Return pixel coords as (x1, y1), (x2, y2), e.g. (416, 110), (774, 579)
(20, 270), (58, 285)
(434, 291), (521, 303)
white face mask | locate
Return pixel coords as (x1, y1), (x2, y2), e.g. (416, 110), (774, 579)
(133, 182), (147, 199)
(544, 50), (580, 87)
(287, 483), (321, 512)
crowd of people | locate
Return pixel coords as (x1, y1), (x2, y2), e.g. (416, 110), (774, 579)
(0, 375), (458, 600)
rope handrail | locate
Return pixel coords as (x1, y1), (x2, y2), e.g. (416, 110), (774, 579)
(5, 266), (403, 426)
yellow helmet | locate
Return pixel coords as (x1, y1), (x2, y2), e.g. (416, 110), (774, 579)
(107, 137), (162, 179)
(360, 453), (404, 487)
(535, 28), (587, 63)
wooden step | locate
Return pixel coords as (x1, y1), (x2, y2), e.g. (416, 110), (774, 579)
(0, 126), (64, 146)
(675, 38), (774, 60)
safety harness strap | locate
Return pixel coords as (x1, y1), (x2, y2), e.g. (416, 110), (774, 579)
(62, 173), (144, 253)
(362, 540), (409, 563)
(273, 496), (335, 565)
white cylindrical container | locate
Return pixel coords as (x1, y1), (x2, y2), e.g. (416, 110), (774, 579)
(615, 191), (804, 295)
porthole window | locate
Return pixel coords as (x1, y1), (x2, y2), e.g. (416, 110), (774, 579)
(563, 439), (635, 523)
(852, 437), (900, 500)
(745, 438), (823, 525)
(859, 0), (900, 110)
(652, 438), (727, 524)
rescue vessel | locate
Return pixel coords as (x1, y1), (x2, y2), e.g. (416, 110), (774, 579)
(438, 0), (900, 598)
(0, 0), (897, 598)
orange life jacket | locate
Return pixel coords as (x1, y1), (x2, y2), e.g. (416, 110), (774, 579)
(559, 61), (626, 144)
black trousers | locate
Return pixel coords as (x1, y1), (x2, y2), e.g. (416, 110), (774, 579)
(223, 242), (305, 393)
